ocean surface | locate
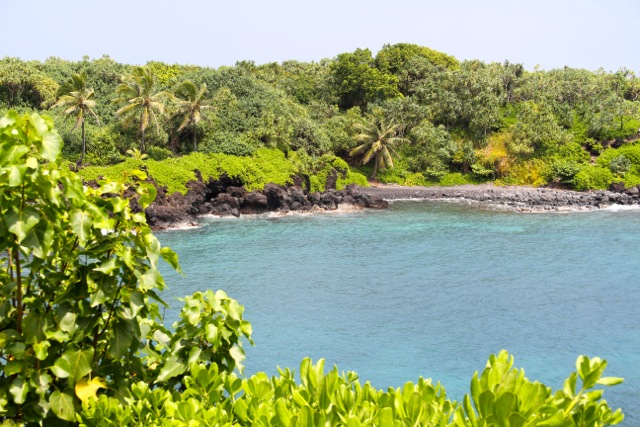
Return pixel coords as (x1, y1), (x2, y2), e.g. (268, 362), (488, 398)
(157, 201), (640, 423)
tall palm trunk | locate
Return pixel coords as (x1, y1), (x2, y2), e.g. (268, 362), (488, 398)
(141, 129), (146, 153)
(193, 127), (198, 152)
(370, 157), (379, 179)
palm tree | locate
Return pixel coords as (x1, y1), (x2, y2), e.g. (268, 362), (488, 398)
(53, 72), (99, 165)
(113, 66), (171, 153)
(349, 112), (408, 179)
(173, 80), (214, 151)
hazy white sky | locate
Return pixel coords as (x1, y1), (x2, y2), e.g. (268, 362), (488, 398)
(1, 0), (638, 72)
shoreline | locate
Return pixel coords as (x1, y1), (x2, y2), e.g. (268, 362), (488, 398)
(150, 182), (640, 231)
(359, 183), (640, 213)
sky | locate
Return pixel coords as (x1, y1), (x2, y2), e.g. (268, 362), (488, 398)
(1, 0), (638, 72)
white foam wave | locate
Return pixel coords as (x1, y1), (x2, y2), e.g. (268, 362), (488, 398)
(602, 204), (640, 212)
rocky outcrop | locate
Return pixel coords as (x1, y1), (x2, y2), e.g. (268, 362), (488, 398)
(360, 183), (640, 212)
(144, 173), (388, 228)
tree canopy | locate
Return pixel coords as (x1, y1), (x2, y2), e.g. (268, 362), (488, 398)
(1, 42), (640, 190)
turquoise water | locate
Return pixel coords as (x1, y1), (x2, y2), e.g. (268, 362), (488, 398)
(158, 201), (640, 423)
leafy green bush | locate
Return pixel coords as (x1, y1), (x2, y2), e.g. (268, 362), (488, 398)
(80, 148), (297, 194)
(78, 352), (624, 427)
(337, 169), (369, 189)
(501, 159), (549, 187)
(146, 145), (173, 161)
(557, 141), (591, 163)
(548, 158), (584, 184)
(609, 154), (631, 175)
(597, 143), (640, 168)
(198, 131), (257, 156)
(0, 111), (251, 424)
(573, 165), (615, 190)
(439, 172), (473, 186)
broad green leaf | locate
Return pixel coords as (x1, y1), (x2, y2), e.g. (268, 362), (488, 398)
(6, 207), (40, 243)
(139, 268), (161, 291)
(596, 376), (623, 386)
(538, 410), (566, 427)
(377, 407), (394, 427)
(275, 398), (292, 426)
(25, 156), (38, 169)
(563, 372), (577, 397)
(51, 348), (94, 382)
(9, 377), (28, 404)
(129, 169), (147, 180)
(108, 319), (133, 358)
(406, 392), (422, 422)
(128, 291), (145, 317)
(463, 394), (477, 422)
(160, 246), (181, 273)
(5, 360), (23, 376)
(495, 392), (516, 424)
(34, 340), (51, 360)
(470, 371), (480, 408)
(230, 346), (245, 372)
(347, 415), (362, 427)
(75, 376), (107, 403)
(7, 342), (26, 360)
(21, 221), (54, 259)
(32, 373), (53, 395)
(478, 390), (494, 418)
(93, 258), (117, 274)
(137, 181), (157, 208)
(8, 165), (26, 186)
(40, 127), (63, 162)
(155, 355), (187, 383)
(56, 305), (77, 334)
(0, 144), (29, 166)
(508, 412), (527, 427)
(233, 399), (249, 422)
(298, 405), (314, 427)
(50, 390), (75, 421)
(22, 311), (48, 343)
(70, 209), (92, 245)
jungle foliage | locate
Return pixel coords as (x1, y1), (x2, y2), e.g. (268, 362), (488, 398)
(1, 44), (640, 190)
(0, 112), (625, 426)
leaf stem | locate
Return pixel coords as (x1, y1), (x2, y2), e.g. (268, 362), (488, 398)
(14, 248), (23, 334)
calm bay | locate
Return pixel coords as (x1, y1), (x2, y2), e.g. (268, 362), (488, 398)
(158, 201), (640, 423)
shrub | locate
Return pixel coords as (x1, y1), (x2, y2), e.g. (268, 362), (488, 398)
(549, 158), (584, 184)
(0, 111), (251, 424)
(609, 154), (631, 175)
(502, 159), (549, 187)
(439, 172), (471, 186)
(573, 165), (614, 190)
(146, 145), (173, 161)
(199, 131), (257, 157)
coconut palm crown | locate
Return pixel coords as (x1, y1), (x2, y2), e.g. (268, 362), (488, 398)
(53, 72), (99, 165)
(113, 66), (171, 153)
(173, 80), (214, 151)
(350, 112), (408, 179)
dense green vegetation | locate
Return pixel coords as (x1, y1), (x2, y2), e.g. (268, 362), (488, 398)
(1, 44), (639, 192)
(0, 112), (626, 425)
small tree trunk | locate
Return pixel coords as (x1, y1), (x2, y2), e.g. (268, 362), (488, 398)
(78, 120), (86, 165)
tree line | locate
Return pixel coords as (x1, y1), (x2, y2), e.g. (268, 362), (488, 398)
(1, 43), (639, 189)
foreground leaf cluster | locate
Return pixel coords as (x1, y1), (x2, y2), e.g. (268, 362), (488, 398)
(0, 112), (625, 426)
